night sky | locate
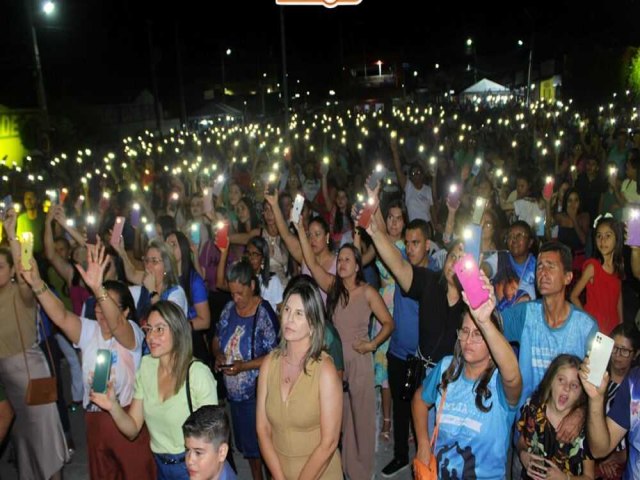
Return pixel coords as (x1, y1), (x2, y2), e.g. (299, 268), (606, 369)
(1, 1), (639, 113)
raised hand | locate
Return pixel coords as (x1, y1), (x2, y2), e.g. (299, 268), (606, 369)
(3, 208), (17, 236)
(460, 270), (496, 327)
(263, 186), (279, 207)
(578, 357), (609, 399)
(88, 378), (117, 412)
(76, 243), (109, 293)
(20, 258), (43, 288)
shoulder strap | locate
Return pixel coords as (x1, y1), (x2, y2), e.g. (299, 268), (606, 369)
(186, 360), (196, 414)
(430, 387), (447, 450)
(13, 293), (56, 380)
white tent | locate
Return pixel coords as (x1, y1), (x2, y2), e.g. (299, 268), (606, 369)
(462, 78), (510, 94)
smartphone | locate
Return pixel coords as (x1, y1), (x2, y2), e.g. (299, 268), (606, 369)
(454, 253), (490, 309)
(625, 207), (640, 247)
(291, 194), (305, 225)
(144, 222), (157, 240)
(462, 224), (482, 263)
(202, 188), (213, 214)
(0, 195), (11, 221)
(214, 222), (229, 250)
(75, 195), (85, 210)
(190, 222), (201, 245)
(471, 158), (482, 177)
(587, 332), (615, 387)
(542, 176), (554, 201)
(59, 188), (68, 205)
(534, 215), (546, 237)
(219, 363), (234, 369)
(110, 216), (125, 248)
(447, 184), (460, 208)
(367, 164), (388, 190)
(356, 198), (376, 229)
(20, 232), (34, 271)
(212, 174), (225, 197)
(92, 349), (112, 394)
(130, 203), (141, 228)
(471, 197), (487, 225)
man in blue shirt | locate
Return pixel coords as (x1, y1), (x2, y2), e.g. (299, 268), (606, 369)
(382, 219), (434, 478)
(502, 241), (598, 476)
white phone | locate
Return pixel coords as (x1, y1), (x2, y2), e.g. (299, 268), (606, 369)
(291, 194), (305, 225)
(471, 197), (487, 225)
(587, 332), (615, 387)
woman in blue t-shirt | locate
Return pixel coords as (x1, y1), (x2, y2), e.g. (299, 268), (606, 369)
(412, 275), (522, 479)
(166, 231), (211, 363)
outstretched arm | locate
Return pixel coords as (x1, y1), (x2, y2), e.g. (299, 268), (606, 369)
(296, 218), (335, 293)
(264, 189), (303, 263)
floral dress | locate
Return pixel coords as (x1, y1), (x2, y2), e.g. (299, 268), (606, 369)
(517, 399), (591, 478)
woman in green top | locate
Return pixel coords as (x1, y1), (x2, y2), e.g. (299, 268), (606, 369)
(91, 301), (218, 480)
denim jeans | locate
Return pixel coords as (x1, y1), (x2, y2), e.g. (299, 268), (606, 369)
(153, 452), (189, 480)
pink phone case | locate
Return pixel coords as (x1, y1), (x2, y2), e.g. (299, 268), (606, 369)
(454, 253), (490, 309)
(110, 217), (125, 248)
(542, 178), (554, 201)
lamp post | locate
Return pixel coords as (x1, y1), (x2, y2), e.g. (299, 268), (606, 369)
(465, 37), (477, 82)
(518, 38), (534, 107)
(376, 60), (383, 77)
(221, 47), (231, 101)
(25, 0), (53, 151)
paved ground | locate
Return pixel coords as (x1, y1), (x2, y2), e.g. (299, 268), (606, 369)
(0, 361), (414, 479)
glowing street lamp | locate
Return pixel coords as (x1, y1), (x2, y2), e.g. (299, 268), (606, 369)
(376, 60), (383, 77)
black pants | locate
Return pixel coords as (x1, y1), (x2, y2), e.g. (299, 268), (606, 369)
(387, 352), (413, 463)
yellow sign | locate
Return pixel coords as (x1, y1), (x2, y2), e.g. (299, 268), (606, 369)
(0, 106), (26, 168)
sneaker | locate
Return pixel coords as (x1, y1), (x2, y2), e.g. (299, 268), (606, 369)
(381, 458), (409, 477)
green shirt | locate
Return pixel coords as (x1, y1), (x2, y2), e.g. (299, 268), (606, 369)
(134, 356), (218, 454)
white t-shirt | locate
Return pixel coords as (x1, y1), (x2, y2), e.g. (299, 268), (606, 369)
(404, 181), (433, 223)
(514, 198), (545, 229)
(260, 275), (284, 312)
(75, 317), (145, 408)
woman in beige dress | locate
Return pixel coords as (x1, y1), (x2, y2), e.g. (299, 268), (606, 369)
(257, 275), (343, 480)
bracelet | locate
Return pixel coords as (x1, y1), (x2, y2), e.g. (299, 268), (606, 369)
(96, 287), (109, 303)
(32, 283), (49, 296)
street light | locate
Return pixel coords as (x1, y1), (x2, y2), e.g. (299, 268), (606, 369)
(518, 39), (534, 107)
(376, 60), (382, 77)
(465, 37), (477, 82)
(221, 47), (231, 100)
(25, 0), (55, 155)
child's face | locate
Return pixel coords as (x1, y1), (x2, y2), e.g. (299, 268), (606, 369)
(185, 436), (227, 480)
(595, 223), (616, 257)
(549, 365), (582, 416)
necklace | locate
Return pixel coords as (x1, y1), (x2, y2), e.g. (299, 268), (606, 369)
(282, 355), (304, 384)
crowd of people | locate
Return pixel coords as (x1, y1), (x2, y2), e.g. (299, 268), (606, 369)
(0, 97), (639, 480)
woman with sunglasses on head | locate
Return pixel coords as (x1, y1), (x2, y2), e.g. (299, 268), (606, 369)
(21, 243), (156, 479)
(90, 299), (218, 479)
(412, 274), (522, 480)
(116, 238), (188, 316)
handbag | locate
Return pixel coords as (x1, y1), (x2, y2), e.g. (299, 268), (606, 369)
(413, 388), (447, 480)
(401, 355), (426, 401)
(13, 295), (58, 406)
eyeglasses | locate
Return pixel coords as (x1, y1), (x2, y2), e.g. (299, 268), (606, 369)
(143, 257), (162, 266)
(507, 232), (529, 242)
(141, 324), (167, 337)
(613, 346), (635, 358)
(456, 328), (484, 344)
